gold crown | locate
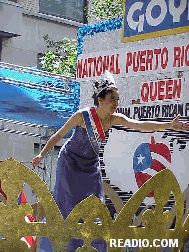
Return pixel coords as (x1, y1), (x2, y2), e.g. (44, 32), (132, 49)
(0, 158), (189, 251)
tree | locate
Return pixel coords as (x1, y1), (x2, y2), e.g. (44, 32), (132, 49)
(87, 0), (123, 22)
(39, 34), (77, 77)
(39, 1), (123, 76)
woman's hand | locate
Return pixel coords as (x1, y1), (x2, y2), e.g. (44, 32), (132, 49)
(32, 154), (43, 169)
(170, 114), (189, 131)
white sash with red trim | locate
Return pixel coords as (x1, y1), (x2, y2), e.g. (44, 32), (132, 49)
(82, 107), (105, 155)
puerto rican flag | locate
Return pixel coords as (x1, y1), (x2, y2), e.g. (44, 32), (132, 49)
(18, 189), (37, 250)
(133, 136), (171, 197)
(0, 183), (37, 249)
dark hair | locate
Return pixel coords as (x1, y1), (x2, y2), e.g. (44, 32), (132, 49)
(92, 86), (118, 106)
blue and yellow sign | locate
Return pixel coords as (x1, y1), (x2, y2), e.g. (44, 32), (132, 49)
(122, 0), (189, 42)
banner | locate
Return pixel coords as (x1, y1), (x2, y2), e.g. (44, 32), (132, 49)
(122, 0), (189, 42)
(104, 129), (189, 205)
(77, 41), (189, 78)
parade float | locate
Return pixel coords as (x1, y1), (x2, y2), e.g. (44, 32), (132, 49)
(0, 0), (189, 251)
(77, 0), (189, 211)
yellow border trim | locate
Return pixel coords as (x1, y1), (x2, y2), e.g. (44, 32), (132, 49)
(121, 0), (189, 43)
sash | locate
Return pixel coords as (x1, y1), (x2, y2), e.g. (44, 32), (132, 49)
(82, 107), (106, 155)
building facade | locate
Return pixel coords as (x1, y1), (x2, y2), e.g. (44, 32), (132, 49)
(0, 0), (84, 190)
(0, 0), (86, 66)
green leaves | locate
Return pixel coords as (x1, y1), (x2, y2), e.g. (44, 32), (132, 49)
(87, 0), (123, 21)
(39, 0), (124, 76)
(39, 34), (77, 77)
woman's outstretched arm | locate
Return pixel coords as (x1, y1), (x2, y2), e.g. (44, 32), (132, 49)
(32, 111), (83, 168)
(111, 113), (189, 132)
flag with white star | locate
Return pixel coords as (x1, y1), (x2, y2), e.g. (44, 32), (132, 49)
(133, 136), (171, 197)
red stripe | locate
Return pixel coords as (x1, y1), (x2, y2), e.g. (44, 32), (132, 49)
(149, 142), (171, 163)
(135, 172), (151, 188)
(24, 214), (36, 248)
(0, 180), (7, 200)
(21, 190), (27, 204)
(150, 159), (166, 172)
(135, 172), (154, 197)
(90, 107), (105, 141)
(24, 236), (35, 247)
(26, 214), (36, 222)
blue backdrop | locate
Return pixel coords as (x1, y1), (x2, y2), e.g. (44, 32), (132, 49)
(0, 67), (80, 132)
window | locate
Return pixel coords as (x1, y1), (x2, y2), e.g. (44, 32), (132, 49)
(39, 0), (87, 23)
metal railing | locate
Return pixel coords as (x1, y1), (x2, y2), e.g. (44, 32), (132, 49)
(0, 61), (74, 94)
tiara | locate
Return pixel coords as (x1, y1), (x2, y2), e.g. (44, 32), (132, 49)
(92, 70), (117, 96)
